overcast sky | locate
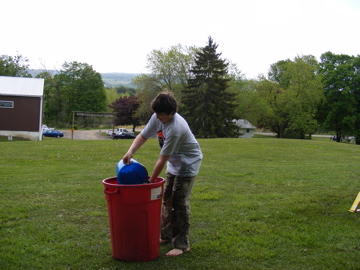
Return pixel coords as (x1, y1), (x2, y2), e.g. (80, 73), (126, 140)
(2, 0), (359, 79)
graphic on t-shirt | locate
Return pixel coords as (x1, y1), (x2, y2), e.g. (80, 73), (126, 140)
(157, 130), (165, 148)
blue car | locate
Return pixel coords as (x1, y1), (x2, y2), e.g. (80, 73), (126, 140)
(43, 130), (64, 138)
(112, 133), (136, 139)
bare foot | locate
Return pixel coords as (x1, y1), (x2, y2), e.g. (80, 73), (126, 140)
(165, 248), (190, 256)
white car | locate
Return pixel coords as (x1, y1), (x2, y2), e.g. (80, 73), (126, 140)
(42, 125), (55, 132)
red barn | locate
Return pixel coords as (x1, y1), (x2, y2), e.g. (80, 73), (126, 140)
(0, 76), (44, 140)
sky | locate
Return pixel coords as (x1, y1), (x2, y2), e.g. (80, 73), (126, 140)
(2, 0), (360, 79)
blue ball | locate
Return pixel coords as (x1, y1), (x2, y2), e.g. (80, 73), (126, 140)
(116, 159), (148, 185)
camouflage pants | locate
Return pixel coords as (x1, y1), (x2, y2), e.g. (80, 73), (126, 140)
(160, 172), (196, 250)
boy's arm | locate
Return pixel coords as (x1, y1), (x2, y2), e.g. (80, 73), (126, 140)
(149, 154), (170, 183)
(122, 134), (148, 164)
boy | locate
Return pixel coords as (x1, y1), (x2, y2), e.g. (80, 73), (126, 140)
(122, 91), (202, 256)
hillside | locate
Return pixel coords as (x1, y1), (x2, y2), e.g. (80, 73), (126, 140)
(29, 69), (140, 88)
(101, 72), (139, 88)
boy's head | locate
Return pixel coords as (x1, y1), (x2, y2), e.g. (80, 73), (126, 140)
(151, 91), (178, 115)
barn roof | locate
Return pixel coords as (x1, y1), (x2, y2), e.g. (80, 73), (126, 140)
(0, 76), (44, 97)
(233, 119), (256, 129)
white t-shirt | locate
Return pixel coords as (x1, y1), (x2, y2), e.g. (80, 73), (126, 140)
(141, 113), (203, 177)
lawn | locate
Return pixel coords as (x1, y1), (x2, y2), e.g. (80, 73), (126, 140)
(1, 136), (359, 269)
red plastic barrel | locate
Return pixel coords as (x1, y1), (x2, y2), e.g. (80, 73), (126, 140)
(102, 176), (165, 262)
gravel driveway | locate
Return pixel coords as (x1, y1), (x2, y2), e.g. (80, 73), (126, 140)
(60, 129), (110, 140)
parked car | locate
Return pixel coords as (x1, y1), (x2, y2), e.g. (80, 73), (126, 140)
(112, 133), (136, 139)
(43, 130), (64, 138)
(42, 125), (55, 132)
(106, 128), (135, 136)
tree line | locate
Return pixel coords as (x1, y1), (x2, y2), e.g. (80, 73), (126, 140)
(0, 56), (107, 127)
(1, 37), (359, 143)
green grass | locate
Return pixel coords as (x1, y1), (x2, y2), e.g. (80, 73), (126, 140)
(0, 136), (30, 142)
(1, 136), (359, 269)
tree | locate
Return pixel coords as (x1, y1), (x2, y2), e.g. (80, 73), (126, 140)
(353, 56), (360, 144)
(257, 55), (324, 138)
(268, 59), (292, 88)
(319, 52), (360, 143)
(0, 54), (31, 77)
(181, 37), (238, 138)
(36, 71), (59, 125)
(51, 61), (107, 125)
(256, 76), (288, 137)
(133, 44), (198, 121)
(115, 86), (136, 95)
(227, 64), (267, 125)
(109, 96), (141, 132)
(105, 86), (137, 113)
(133, 74), (161, 124)
(146, 44), (198, 93)
(285, 55), (324, 138)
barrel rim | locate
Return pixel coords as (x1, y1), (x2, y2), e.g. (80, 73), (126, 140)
(102, 176), (165, 189)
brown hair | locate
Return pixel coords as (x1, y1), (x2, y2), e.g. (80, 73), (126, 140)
(151, 91), (178, 115)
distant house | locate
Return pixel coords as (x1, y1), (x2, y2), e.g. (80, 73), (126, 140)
(0, 76), (44, 140)
(233, 119), (256, 138)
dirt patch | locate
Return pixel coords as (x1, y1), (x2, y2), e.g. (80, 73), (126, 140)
(60, 129), (111, 140)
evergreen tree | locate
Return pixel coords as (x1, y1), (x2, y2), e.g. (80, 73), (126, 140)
(181, 37), (238, 138)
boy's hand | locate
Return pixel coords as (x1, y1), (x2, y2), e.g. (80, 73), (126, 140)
(122, 152), (133, 165)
